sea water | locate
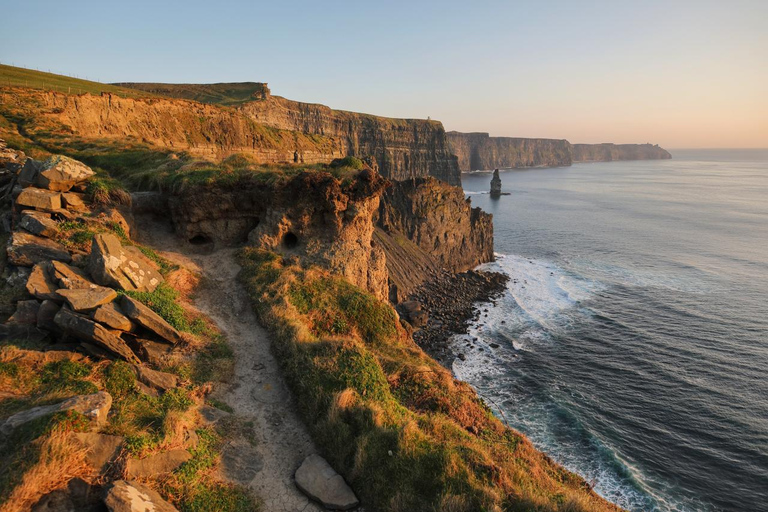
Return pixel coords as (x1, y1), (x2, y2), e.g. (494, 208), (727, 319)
(457, 150), (768, 511)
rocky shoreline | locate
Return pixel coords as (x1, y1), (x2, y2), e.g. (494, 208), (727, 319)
(401, 269), (509, 368)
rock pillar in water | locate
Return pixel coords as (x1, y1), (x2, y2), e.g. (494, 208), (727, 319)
(490, 169), (502, 198)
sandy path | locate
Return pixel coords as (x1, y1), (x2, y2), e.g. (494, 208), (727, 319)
(135, 216), (321, 512)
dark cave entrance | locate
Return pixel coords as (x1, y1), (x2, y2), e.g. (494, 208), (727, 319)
(189, 234), (213, 246)
(283, 232), (299, 249)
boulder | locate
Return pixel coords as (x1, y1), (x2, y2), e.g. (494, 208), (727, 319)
(93, 302), (134, 331)
(9, 299), (41, 324)
(50, 260), (96, 290)
(54, 307), (140, 363)
(18, 159), (43, 188)
(104, 480), (179, 512)
(0, 323), (49, 344)
(61, 192), (88, 212)
(88, 233), (163, 292)
(295, 454), (359, 510)
(19, 210), (58, 237)
(7, 232), (71, 266)
(120, 296), (182, 344)
(131, 365), (177, 393)
(57, 287), (117, 312)
(124, 449), (192, 479)
(0, 391), (111, 436)
(133, 337), (173, 365)
(36, 155), (95, 192)
(26, 262), (60, 301)
(16, 188), (62, 210)
(72, 432), (124, 475)
(37, 299), (61, 331)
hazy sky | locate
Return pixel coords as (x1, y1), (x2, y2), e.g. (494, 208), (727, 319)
(2, 0), (766, 148)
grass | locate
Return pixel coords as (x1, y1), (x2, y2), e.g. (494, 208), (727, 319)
(123, 283), (203, 333)
(0, 63), (154, 98)
(114, 82), (271, 107)
(238, 248), (623, 512)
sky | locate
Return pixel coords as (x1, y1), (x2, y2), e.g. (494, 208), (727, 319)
(1, 0), (766, 148)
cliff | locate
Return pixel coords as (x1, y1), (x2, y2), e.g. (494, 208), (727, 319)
(377, 177), (494, 300)
(447, 131), (671, 171)
(571, 143), (672, 162)
(239, 95), (461, 185)
(447, 131), (572, 171)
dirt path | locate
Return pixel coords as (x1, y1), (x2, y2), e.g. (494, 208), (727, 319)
(135, 216), (321, 512)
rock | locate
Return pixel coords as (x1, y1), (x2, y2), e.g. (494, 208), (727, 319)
(131, 365), (178, 393)
(26, 262), (60, 301)
(7, 232), (71, 266)
(16, 188), (62, 210)
(88, 233), (163, 292)
(93, 302), (134, 331)
(54, 307), (140, 363)
(37, 299), (61, 331)
(120, 296), (182, 344)
(36, 155), (95, 192)
(199, 404), (231, 425)
(97, 207), (134, 239)
(104, 480), (179, 512)
(133, 337), (173, 365)
(9, 299), (41, 324)
(61, 192), (88, 212)
(490, 169), (502, 198)
(124, 449), (192, 479)
(0, 391), (111, 436)
(72, 432), (124, 475)
(18, 159), (43, 188)
(294, 454), (359, 511)
(50, 260), (95, 289)
(31, 490), (74, 512)
(220, 439), (263, 484)
(57, 287), (117, 312)
(19, 210), (58, 237)
(0, 323), (50, 344)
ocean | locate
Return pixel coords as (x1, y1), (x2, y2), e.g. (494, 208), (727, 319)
(457, 149), (768, 512)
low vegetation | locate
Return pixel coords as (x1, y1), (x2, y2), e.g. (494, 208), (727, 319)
(238, 248), (621, 512)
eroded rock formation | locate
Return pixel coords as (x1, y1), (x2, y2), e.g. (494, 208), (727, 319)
(570, 143), (672, 162)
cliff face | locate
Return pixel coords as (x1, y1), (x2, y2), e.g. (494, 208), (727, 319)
(571, 143), (672, 162)
(168, 169), (390, 300)
(447, 131), (671, 171)
(377, 178), (494, 301)
(447, 132), (572, 171)
(239, 96), (461, 185)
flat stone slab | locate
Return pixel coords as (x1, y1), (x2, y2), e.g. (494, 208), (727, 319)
(57, 286), (117, 312)
(72, 432), (124, 475)
(125, 449), (192, 479)
(220, 439), (263, 484)
(16, 187), (62, 210)
(295, 454), (359, 511)
(0, 391), (111, 436)
(93, 302), (134, 331)
(51, 260), (97, 289)
(7, 231), (71, 266)
(120, 296), (182, 344)
(26, 262), (60, 301)
(19, 210), (58, 237)
(54, 307), (140, 363)
(36, 155), (95, 192)
(104, 480), (179, 512)
(131, 365), (178, 393)
(88, 233), (163, 293)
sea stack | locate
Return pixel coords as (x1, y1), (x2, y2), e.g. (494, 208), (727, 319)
(490, 169), (502, 198)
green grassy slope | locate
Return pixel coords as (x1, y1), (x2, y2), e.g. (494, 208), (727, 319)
(0, 63), (152, 98)
(113, 82), (270, 106)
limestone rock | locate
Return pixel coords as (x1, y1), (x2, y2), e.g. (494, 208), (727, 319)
(16, 188), (62, 210)
(26, 262), (60, 301)
(294, 454), (359, 510)
(88, 233), (163, 292)
(490, 169), (502, 198)
(133, 337), (174, 365)
(61, 192), (88, 212)
(54, 307), (140, 363)
(124, 449), (192, 479)
(36, 155), (95, 192)
(37, 299), (61, 331)
(9, 299), (41, 324)
(18, 159), (43, 188)
(51, 260), (96, 289)
(97, 207), (134, 239)
(57, 286), (117, 312)
(120, 296), (182, 344)
(72, 432), (123, 475)
(0, 323), (49, 344)
(0, 391), (111, 436)
(103, 480), (179, 512)
(7, 232), (71, 266)
(93, 302), (134, 331)
(19, 210), (58, 237)
(131, 365), (178, 393)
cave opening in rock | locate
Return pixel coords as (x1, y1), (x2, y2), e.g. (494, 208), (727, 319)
(189, 234), (213, 246)
(283, 232), (298, 249)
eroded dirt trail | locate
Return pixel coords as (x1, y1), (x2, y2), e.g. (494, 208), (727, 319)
(136, 216), (321, 512)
